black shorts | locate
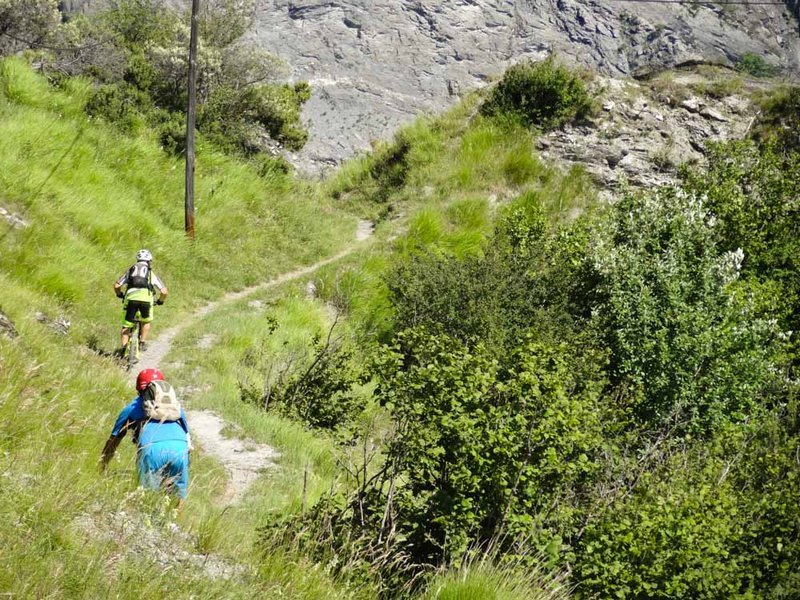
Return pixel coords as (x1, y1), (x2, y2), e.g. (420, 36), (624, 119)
(123, 299), (152, 327)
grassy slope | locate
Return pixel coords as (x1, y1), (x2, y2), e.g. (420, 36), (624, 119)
(0, 57), (364, 599)
(1, 57), (590, 598)
(163, 90), (595, 598)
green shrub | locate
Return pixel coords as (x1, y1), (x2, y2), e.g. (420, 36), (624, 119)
(84, 82), (152, 132)
(366, 330), (607, 569)
(751, 86), (800, 152)
(481, 57), (592, 129)
(735, 52), (779, 78)
(575, 397), (800, 599)
(41, 0), (310, 158)
(588, 188), (783, 436)
(679, 139), (800, 358)
(238, 326), (363, 431)
(155, 110), (186, 154)
(199, 82), (310, 155)
(0, 0), (60, 56)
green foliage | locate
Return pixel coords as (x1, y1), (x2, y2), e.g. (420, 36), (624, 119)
(681, 140), (800, 278)
(85, 81), (153, 132)
(239, 327), (363, 431)
(588, 188), (782, 435)
(43, 0), (308, 158)
(680, 140), (800, 355)
(751, 86), (800, 152)
(199, 82), (310, 153)
(385, 250), (519, 350)
(386, 191), (591, 353)
(481, 58), (593, 129)
(0, 0), (60, 55)
(330, 133), (414, 208)
(575, 395), (800, 599)
(735, 52), (779, 78)
(577, 454), (759, 598)
(104, 0), (173, 49)
(199, 0), (255, 47)
(366, 330), (607, 570)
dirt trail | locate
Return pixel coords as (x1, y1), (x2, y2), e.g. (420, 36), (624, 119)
(128, 220), (374, 504)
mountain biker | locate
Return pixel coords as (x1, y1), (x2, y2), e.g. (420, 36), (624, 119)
(113, 249), (168, 356)
(100, 368), (192, 500)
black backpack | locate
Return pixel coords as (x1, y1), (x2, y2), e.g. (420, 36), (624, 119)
(127, 261), (152, 290)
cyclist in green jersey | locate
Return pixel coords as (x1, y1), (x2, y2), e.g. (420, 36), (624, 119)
(113, 249), (168, 356)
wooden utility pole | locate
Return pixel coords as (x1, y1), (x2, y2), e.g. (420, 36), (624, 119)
(184, 0), (200, 240)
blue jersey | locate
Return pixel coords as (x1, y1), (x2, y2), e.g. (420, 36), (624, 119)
(111, 396), (190, 447)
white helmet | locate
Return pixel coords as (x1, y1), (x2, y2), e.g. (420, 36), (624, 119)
(136, 249), (153, 262)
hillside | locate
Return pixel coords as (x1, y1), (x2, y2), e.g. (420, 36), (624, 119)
(2, 7), (800, 596)
(64, 0), (800, 172)
(0, 57), (365, 599)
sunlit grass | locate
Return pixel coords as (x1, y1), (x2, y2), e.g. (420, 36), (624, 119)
(0, 57), (355, 351)
(0, 54), (594, 598)
(0, 58), (367, 599)
(422, 553), (570, 600)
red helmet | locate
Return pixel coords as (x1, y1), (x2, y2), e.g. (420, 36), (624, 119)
(136, 368), (165, 391)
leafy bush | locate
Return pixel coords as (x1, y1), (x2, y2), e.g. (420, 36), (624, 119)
(680, 140), (800, 354)
(587, 188), (782, 436)
(365, 330), (608, 569)
(736, 52), (779, 78)
(575, 394), (800, 599)
(85, 82), (152, 132)
(0, 0), (60, 56)
(199, 82), (310, 154)
(41, 0), (309, 158)
(238, 323), (363, 430)
(386, 191), (592, 353)
(481, 57), (592, 129)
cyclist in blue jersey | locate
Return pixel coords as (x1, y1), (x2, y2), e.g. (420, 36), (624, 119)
(100, 369), (192, 500)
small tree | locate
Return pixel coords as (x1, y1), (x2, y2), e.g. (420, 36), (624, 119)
(588, 188), (782, 436)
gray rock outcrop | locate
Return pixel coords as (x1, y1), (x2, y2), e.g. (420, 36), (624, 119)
(0, 309), (18, 339)
(247, 0), (799, 173)
(64, 1), (800, 173)
(537, 74), (759, 196)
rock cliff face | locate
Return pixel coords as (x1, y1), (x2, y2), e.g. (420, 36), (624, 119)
(246, 1), (798, 173)
(65, 1), (800, 173)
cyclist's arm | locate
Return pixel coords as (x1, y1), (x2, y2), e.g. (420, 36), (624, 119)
(99, 435), (122, 471)
(101, 401), (143, 469)
(114, 273), (127, 298)
(151, 273), (168, 303)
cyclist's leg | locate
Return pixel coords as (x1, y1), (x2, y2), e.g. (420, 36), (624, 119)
(137, 443), (162, 492)
(120, 299), (137, 351)
(138, 299), (154, 342)
(138, 441), (189, 499)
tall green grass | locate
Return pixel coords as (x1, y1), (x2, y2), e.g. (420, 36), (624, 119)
(0, 57), (355, 350)
(422, 558), (570, 600)
(0, 58), (367, 599)
(1, 55), (591, 598)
